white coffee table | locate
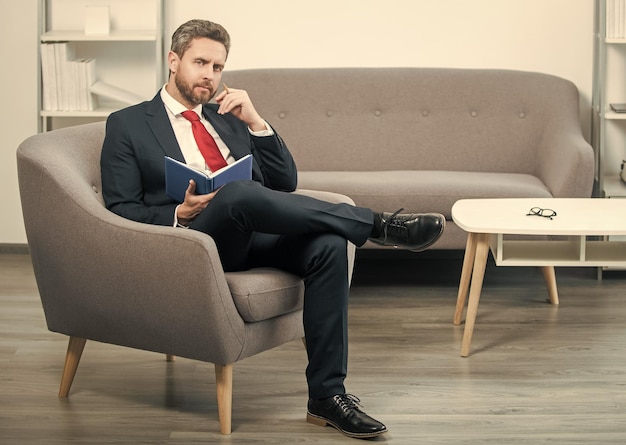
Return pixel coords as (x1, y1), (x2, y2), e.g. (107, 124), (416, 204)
(451, 198), (626, 357)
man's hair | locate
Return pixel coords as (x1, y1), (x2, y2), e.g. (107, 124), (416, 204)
(170, 19), (231, 58)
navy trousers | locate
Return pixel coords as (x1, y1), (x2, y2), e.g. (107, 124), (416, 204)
(189, 180), (374, 399)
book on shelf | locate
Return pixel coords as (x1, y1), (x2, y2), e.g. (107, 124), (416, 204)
(39, 43), (57, 111)
(164, 154), (253, 202)
(40, 42), (97, 112)
(54, 43), (71, 111)
(606, 0), (626, 39)
(84, 59), (97, 110)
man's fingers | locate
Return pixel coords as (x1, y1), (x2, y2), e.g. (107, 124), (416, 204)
(186, 179), (197, 196)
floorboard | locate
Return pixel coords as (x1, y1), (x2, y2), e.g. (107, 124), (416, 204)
(1, 252), (625, 444)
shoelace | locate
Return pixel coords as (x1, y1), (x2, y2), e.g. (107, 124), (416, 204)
(333, 394), (363, 414)
(380, 208), (404, 242)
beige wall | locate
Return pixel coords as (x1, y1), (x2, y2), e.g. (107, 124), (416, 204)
(1, 0), (594, 244)
(166, 1), (594, 117)
(1, 0), (38, 246)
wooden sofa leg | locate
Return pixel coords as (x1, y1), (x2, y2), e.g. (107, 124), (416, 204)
(59, 336), (87, 398)
(215, 363), (233, 435)
(166, 354), (176, 362)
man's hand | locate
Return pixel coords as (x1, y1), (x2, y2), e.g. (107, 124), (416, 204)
(215, 86), (267, 132)
(176, 180), (217, 225)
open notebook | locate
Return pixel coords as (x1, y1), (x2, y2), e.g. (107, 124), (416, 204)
(165, 154), (253, 202)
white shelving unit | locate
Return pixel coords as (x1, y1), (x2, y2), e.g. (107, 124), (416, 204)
(492, 237), (626, 267)
(593, 0), (626, 199)
(38, 0), (164, 131)
(592, 0), (626, 274)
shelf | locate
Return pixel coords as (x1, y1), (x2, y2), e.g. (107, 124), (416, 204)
(586, 241), (626, 263)
(490, 238), (626, 267)
(39, 0), (163, 131)
(41, 30), (157, 42)
(40, 108), (122, 117)
(596, 2), (626, 197)
(603, 176), (626, 197)
(492, 240), (582, 266)
(604, 110), (626, 119)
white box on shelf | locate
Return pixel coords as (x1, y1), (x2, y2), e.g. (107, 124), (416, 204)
(84, 5), (110, 35)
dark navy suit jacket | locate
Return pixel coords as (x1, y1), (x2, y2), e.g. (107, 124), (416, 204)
(101, 92), (298, 226)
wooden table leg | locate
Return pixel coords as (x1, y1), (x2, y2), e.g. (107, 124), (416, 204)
(454, 232), (478, 325)
(541, 266), (559, 305)
(461, 233), (490, 357)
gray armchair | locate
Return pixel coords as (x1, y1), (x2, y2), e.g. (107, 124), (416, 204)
(16, 122), (356, 435)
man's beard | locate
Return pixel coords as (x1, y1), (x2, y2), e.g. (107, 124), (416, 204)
(175, 75), (213, 106)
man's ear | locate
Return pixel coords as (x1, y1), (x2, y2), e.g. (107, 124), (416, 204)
(168, 51), (179, 74)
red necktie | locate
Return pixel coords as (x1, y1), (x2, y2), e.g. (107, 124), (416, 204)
(181, 110), (228, 172)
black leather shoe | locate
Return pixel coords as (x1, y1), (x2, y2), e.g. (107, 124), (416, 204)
(307, 394), (387, 439)
(369, 208), (445, 251)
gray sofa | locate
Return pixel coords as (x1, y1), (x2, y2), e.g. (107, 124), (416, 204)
(223, 67), (595, 249)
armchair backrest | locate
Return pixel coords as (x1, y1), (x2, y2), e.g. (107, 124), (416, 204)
(17, 122), (110, 307)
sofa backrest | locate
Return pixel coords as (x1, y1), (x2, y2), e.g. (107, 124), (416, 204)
(222, 68), (582, 174)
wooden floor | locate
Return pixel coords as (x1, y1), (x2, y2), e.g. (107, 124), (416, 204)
(1, 251), (626, 444)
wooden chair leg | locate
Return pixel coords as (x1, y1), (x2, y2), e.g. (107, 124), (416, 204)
(59, 336), (87, 398)
(215, 363), (233, 435)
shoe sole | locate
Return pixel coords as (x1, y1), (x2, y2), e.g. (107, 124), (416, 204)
(306, 412), (387, 439)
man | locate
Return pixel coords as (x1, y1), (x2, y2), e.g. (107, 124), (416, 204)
(101, 19), (445, 439)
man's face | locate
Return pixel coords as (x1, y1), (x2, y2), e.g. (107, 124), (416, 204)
(168, 37), (227, 108)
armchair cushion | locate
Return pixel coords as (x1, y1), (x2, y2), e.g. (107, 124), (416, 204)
(226, 268), (304, 322)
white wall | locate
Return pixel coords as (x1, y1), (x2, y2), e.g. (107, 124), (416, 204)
(0, 0), (38, 246)
(166, 1), (594, 121)
(0, 0), (595, 244)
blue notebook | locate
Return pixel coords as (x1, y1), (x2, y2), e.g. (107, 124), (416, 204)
(165, 154), (253, 202)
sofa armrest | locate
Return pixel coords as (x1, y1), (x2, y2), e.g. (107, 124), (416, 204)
(293, 188), (356, 206)
(294, 189), (357, 283)
(535, 126), (595, 198)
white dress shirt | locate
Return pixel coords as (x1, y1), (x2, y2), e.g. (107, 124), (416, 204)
(159, 85), (273, 226)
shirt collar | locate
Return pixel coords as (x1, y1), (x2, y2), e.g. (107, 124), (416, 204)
(160, 85), (204, 118)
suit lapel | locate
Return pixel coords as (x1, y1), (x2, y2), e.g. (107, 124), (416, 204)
(203, 105), (251, 160)
(145, 94), (185, 161)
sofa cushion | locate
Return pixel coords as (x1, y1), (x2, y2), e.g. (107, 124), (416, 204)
(225, 268), (304, 322)
(297, 170), (553, 218)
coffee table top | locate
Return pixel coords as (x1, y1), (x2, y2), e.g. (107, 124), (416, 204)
(452, 198), (626, 236)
